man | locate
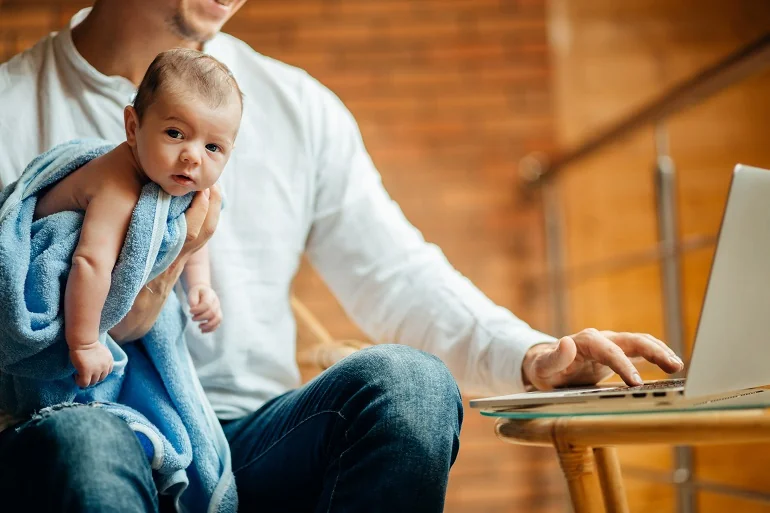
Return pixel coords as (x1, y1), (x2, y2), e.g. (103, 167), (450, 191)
(0, 1), (683, 511)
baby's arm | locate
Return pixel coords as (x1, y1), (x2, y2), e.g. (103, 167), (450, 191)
(182, 244), (211, 291)
(182, 245), (222, 333)
(66, 186), (136, 387)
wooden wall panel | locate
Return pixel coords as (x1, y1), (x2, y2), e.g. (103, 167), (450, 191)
(559, 129), (658, 268)
(671, 69), (770, 240)
(696, 442), (770, 495)
(618, 446), (673, 473)
(549, 0), (770, 146)
(625, 479), (676, 513)
(699, 491), (770, 513)
(680, 247), (715, 355)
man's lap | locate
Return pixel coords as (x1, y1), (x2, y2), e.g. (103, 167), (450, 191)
(0, 344), (462, 513)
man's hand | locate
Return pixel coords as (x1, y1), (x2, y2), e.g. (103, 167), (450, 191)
(179, 185), (222, 261)
(108, 185), (222, 343)
(521, 329), (684, 390)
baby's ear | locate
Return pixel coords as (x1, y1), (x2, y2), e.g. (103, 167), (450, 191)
(124, 106), (139, 146)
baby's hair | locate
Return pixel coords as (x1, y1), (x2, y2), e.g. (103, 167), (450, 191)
(133, 48), (243, 121)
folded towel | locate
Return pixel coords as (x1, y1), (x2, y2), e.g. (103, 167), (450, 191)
(0, 139), (236, 513)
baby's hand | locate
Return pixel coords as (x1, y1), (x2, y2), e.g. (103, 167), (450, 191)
(70, 343), (114, 388)
(188, 284), (223, 333)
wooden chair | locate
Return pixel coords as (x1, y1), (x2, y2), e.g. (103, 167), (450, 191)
(493, 409), (770, 513)
(291, 295), (369, 380)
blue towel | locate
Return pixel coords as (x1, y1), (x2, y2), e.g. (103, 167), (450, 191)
(0, 139), (236, 513)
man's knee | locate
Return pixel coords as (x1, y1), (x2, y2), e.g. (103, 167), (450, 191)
(1, 405), (157, 512)
(336, 344), (463, 431)
(23, 406), (144, 468)
(333, 345), (463, 468)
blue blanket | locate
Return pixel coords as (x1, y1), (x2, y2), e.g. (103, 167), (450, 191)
(0, 139), (236, 512)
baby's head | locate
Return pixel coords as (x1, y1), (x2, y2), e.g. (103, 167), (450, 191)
(125, 48), (243, 196)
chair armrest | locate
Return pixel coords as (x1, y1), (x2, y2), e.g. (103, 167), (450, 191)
(298, 339), (370, 370)
(292, 295), (370, 371)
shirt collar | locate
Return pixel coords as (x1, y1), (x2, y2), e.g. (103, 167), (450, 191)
(55, 8), (138, 98)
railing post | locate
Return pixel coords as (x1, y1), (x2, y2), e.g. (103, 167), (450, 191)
(653, 122), (695, 513)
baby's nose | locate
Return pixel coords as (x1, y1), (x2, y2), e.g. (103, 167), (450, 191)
(180, 147), (201, 165)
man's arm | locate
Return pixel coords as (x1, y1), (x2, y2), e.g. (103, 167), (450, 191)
(302, 77), (682, 396)
(302, 79), (558, 396)
(109, 186), (221, 342)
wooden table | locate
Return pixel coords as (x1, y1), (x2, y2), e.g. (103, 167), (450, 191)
(492, 408), (770, 513)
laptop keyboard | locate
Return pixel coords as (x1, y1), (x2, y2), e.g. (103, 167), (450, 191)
(624, 378), (685, 391)
(575, 378), (685, 395)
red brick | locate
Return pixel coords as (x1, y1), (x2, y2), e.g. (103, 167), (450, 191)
(0, 6), (55, 31)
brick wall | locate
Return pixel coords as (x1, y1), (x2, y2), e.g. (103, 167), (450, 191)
(0, 1), (562, 511)
(241, 0), (554, 340)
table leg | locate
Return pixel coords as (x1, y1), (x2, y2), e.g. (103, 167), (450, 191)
(556, 445), (604, 513)
(594, 447), (630, 513)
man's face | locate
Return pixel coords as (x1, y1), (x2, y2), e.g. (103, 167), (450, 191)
(165, 0), (248, 43)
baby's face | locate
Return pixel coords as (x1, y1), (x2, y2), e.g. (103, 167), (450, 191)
(131, 92), (241, 196)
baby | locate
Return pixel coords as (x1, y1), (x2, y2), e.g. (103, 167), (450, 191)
(33, 48), (243, 388)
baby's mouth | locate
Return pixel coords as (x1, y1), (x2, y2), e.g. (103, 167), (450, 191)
(214, 0), (235, 6)
(172, 174), (194, 186)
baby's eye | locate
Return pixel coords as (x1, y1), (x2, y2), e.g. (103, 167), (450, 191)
(166, 129), (183, 139)
(205, 143), (220, 153)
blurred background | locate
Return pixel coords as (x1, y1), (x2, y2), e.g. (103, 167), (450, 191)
(2, 0), (770, 512)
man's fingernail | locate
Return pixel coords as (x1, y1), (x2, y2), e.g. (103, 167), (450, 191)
(632, 373), (643, 385)
(669, 356), (682, 367)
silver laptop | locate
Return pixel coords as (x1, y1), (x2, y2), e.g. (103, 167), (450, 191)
(470, 164), (770, 412)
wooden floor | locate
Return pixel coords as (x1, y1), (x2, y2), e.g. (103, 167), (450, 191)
(445, 400), (567, 513)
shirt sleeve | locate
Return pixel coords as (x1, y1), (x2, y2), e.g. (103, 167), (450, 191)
(302, 75), (556, 396)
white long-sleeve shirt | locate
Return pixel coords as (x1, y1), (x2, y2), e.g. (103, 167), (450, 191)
(0, 9), (555, 420)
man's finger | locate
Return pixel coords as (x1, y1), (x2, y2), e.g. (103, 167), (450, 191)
(607, 330), (677, 359)
(642, 333), (684, 363)
(184, 189), (211, 243)
(199, 184), (222, 242)
(577, 330), (642, 385)
(609, 333), (683, 374)
(533, 336), (576, 380)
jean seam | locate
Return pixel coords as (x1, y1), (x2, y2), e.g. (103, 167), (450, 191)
(232, 410), (343, 475)
(324, 411), (351, 513)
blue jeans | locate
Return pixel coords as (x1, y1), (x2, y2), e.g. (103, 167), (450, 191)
(0, 345), (463, 512)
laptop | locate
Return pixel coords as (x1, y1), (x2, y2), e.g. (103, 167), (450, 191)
(470, 164), (770, 413)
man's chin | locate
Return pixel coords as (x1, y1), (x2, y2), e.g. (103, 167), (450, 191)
(169, 14), (222, 44)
